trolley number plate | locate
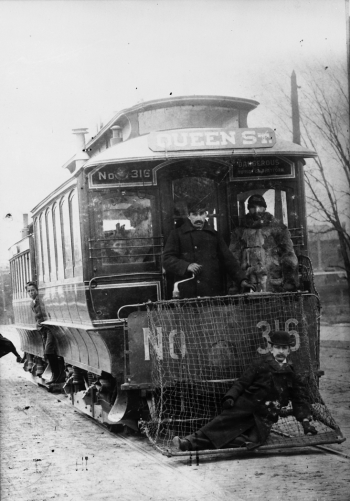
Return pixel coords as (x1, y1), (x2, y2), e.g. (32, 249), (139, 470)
(91, 165), (152, 186)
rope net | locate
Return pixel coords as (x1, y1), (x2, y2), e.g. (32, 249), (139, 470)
(140, 292), (343, 455)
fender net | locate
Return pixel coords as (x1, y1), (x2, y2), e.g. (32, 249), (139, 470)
(138, 292), (344, 456)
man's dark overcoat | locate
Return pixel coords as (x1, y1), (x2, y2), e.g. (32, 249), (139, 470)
(198, 353), (311, 448)
(163, 219), (247, 298)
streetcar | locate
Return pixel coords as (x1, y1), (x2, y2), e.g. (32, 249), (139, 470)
(9, 96), (343, 455)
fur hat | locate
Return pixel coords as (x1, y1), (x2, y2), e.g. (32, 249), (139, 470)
(247, 194), (267, 209)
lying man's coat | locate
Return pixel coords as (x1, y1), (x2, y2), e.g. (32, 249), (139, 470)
(198, 352), (311, 449)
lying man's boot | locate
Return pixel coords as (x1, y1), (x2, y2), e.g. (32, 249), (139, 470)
(302, 419), (318, 435)
(172, 436), (192, 451)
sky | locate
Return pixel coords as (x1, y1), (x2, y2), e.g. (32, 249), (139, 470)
(0, 0), (348, 265)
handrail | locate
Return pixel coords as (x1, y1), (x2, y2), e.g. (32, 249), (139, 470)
(116, 291), (320, 320)
(172, 274), (195, 298)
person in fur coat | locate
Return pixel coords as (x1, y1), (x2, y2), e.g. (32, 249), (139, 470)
(229, 194), (299, 292)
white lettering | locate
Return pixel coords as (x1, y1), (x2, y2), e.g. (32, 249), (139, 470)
(242, 130), (257, 145)
(257, 131), (272, 144)
(173, 133), (188, 147)
(98, 172), (107, 180)
(156, 133), (172, 148)
(220, 131), (236, 145)
(285, 318), (300, 351)
(205, 132), (220, 146)
(189, 132), (205, 146)
(257, 318), (300, 354)
(169, 329), (187, 359)
(143, 327), (163, 360)
(108, 173), (114, 180)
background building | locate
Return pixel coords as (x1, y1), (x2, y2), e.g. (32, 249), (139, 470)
(0, 266), (14, 324)
(308, 225), (349, 322)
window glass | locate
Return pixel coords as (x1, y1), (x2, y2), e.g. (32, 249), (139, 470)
(238, 189), (288, 226)
(9, 262), (15, 299)
(21, 255), (26, 294)
(25, 252), (31, 284)
(46, 208), (57, 282)
(18, 256), (22, 294)
(69, 191), (82, 276)
(53, 202), (64, 280)
(40, 213), (50, 283)
(23, 254), (27, 287)
(34, 217), (43, 282)
(100, 193), (154, 264)
(60, 196), (73, 278)
(14, 260), (19, 297)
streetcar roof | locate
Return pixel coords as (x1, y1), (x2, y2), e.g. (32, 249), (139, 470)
(84, 132), (317, 168)
(84, 95), (260, 150)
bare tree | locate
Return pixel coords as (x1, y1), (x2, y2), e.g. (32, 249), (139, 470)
(300, 65), (350, 296)
(270, 63), (350, 299)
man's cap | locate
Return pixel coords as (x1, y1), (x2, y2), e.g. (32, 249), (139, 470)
(247, 194), (267, 209)
(268, 331), (294, 346)
(187, 200), (208, 214)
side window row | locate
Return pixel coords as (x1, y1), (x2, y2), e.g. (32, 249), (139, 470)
(10, 251), (32, 299)
(34, 189), (82, 283)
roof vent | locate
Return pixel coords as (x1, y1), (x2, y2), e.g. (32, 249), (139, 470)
(110, 125), (123, 146)
(72, 128), (89, 150)
(64, 128), (89, 173)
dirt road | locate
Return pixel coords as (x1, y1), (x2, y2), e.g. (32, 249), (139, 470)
(0, 327), (349, 501)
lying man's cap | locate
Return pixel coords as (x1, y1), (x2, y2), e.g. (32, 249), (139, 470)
(268, 331), (294, 346)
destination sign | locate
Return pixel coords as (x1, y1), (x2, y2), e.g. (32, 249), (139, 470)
(90, 164), (153, 187)
(148, 127), (276, 152)
(230, 156), (294, 181)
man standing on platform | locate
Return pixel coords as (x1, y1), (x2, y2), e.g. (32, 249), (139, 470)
(163, 201), (254, 298)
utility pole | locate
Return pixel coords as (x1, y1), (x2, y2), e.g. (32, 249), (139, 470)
(291, 70), (308, 254)
(291, 70), (301, 145)
(346, 0), (350, 145)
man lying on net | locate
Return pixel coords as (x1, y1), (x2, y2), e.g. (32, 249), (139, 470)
(173, 331), (317, 452)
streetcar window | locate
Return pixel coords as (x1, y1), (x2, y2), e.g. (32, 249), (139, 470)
(39, 213), (50, 283)
(34, 216), (43, 283)
(9, 250), (32, 301)
(60, 195), (73, 278)
(69, 191), (83, 277)
(53, 202), (65, 280)
(46, 208), (56, 282)
(100, 193), (155, 264)
(238, 189), (289, 226)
